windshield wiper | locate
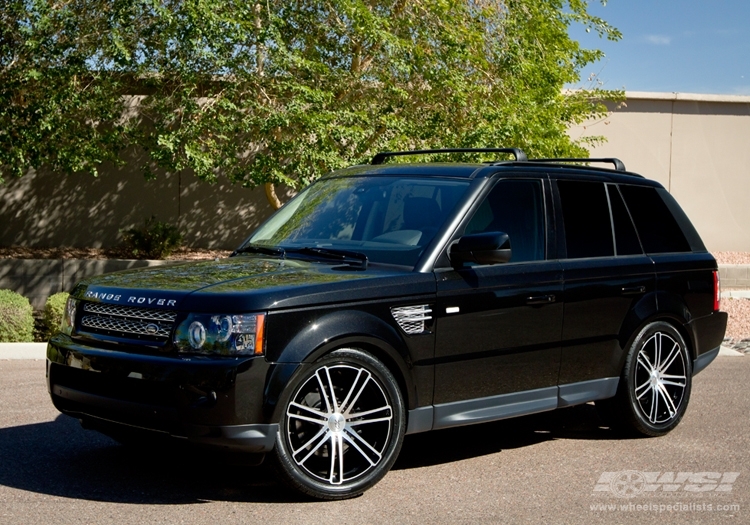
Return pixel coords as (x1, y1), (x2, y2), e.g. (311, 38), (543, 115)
(288, 247), (368, 270)
(231, 244), (286, 258)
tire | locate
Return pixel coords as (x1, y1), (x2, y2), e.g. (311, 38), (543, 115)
(272, 348), (406, 500)
(597, 321), (692, 437)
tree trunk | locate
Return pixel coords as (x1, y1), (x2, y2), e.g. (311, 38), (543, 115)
(265, 182), (282, 210)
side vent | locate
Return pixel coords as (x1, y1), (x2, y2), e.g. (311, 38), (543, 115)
(391, 305), (432, 335)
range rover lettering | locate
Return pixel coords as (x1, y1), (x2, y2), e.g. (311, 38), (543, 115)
(47, 148), (727, 499)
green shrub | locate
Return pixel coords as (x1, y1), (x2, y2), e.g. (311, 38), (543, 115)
(42, 292), (69, 340)
(0, 289), (34, 342)
(121, 216), (183, 259)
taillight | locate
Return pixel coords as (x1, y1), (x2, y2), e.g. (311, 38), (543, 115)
(713, 270), (721, 312)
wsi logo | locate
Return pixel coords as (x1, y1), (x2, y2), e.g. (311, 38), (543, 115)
(594, 471), (740, 498)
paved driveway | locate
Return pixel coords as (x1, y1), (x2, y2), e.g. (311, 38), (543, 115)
(0, 357), (747, 524)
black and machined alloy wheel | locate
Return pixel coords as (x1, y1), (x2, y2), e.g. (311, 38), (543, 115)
(272, 348), (406, 500)
(598, 321), (692, 437)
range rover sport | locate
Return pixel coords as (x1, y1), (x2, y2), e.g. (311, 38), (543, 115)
(47, 148), (727, 499)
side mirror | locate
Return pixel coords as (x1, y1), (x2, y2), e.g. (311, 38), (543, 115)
(450, 232), (512, 267)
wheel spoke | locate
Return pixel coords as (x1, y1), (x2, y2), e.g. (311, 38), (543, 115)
(293, 428), (330, 465)
(328, 433), (344, 485)
(348, 416), (392, 427)
(339, 368), (364, 415)
(342, 428), (380, 467)
(658, 342), (681, 372)
(287, 412), (328, 426)
(655, 333), (663, 371)
(325, 367), (339, 413)
(346, 404), (392, 420)
(637, 354), (654, 373)
(635, 380), (651, 399)
(661, 379), (686, 388)
(657, 383), (678, 418)
(648, 385), (659, 423)
(289, 401), (328, 419)
(315, 369), (332, 414)
(342, 373), (372, 416)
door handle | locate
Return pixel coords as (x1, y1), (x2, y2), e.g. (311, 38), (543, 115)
(621, 285), (646, 296)
(526, 294), (555, 305)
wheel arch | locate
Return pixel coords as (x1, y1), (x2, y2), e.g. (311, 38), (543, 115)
(616, 291), (697, 376)
(264, 310), (418, 423)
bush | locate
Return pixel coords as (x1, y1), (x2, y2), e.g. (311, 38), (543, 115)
(0, 289), (34, 342)
(42, 292), (69, 340)
(121, 216), (183, 259)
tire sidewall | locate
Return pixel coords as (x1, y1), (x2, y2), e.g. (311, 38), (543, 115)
(273, 348), (406, 499)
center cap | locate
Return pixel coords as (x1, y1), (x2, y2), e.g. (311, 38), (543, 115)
(328, 413), (345, 432)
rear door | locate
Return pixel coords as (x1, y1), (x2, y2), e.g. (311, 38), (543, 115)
(555, 179), (656, 403)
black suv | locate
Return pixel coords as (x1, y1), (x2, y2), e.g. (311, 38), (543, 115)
(47, 148), (727, 499)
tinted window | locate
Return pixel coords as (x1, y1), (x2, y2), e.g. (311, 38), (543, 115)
(607, 184), (643, 256)
(557, 180), (614, 259)
(464, 179), (545, 263)
(619, 185), (691, 253)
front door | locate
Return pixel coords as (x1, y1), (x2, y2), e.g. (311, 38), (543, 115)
(432, 178), (563, 429)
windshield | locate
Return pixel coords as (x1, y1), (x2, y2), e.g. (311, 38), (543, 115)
(245, 176), (470, 266)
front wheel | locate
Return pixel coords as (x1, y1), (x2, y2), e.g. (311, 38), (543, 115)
(597, 321), (692, 436)
(272, 348), (405, 500)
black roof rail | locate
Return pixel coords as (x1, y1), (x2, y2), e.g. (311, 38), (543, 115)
(371, 148), (527, 165)
(528, 157), (627, 172)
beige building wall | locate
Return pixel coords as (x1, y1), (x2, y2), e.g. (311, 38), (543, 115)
(0, 164), (278, 250)
(571, 92), (750, 252)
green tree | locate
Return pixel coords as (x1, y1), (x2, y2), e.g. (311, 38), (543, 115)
(1, 1), (621, 208)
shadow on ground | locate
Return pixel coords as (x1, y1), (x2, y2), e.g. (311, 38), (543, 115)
(0, 405), (617, 504)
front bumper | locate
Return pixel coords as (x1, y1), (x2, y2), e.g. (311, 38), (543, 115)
(47, 335), (278, 452)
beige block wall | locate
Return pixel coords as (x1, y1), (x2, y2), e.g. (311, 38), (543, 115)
(571, 92), (750, 252)
(0, 165), (278, 250)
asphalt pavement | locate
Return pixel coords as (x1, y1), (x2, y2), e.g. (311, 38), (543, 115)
(0, 355), (747, 524)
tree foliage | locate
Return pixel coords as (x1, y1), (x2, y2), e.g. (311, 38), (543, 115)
(1, 0), (622, 192)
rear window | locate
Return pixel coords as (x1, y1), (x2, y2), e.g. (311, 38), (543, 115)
(619, 185), (691, 254)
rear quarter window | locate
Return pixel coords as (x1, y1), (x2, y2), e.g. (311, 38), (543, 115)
(619, 185), (692, 254)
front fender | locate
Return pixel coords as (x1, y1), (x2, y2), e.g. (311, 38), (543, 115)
(263, 310), (422, 421)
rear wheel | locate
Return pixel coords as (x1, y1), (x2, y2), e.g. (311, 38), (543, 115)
(597, 321), (692, 436)
(272, 348), (405, 500)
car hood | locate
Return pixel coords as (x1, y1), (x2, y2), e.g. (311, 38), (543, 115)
(73, 256), (436, 312)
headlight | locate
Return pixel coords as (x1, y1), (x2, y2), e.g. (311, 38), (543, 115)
(61, 297), (78, 335)
(174, 313), (265, 356)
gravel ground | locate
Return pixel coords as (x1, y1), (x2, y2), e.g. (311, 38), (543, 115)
(714, 251), (750, 265)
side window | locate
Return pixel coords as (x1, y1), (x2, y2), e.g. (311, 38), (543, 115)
(464, 179), (545, 263)
(619, 185), (691, 254)
(557, 180), (614, 258)
(607, 184), (643, 256)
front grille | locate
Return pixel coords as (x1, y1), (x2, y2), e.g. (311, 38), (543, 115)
(80, 302), (177, 341)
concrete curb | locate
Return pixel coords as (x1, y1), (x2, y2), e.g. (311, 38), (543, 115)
(722, 290), (750, 299)
(719, 346), (745, 357)
(0, 343), (47, 360)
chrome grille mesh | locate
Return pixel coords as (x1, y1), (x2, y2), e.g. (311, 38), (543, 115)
(391, 305), (432, 335)
(80, 302), (176, 340)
